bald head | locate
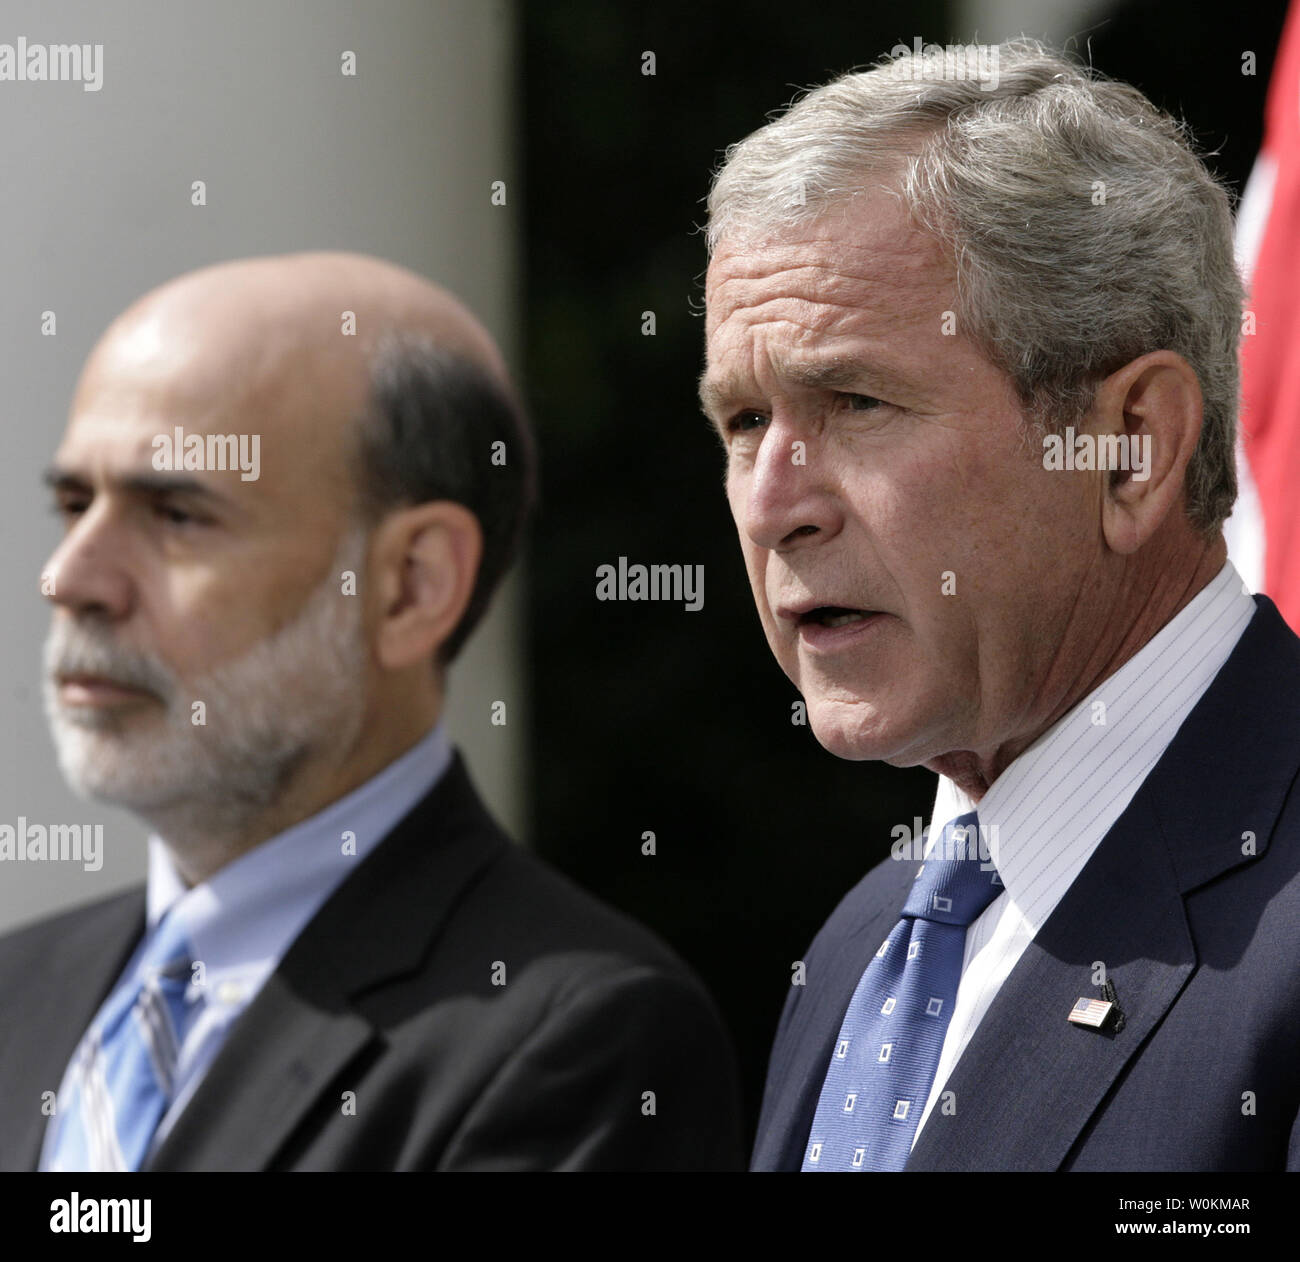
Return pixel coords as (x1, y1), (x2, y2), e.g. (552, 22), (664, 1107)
(54, 249), (532, 654)
(104, 250), (509, 382)
(75, 251), (510, 502)
(60, 248), (529, 587)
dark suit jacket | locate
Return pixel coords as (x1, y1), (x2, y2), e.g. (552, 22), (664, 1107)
(0, 753), (743, 1170)
(753, 593), (1300, 1172)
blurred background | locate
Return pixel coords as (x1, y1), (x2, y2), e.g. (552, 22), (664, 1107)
(3, 0), (1292, 1150)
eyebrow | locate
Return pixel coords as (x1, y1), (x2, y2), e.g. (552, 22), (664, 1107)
(43, 466), (233, 508)
(697, 353), (915, 426)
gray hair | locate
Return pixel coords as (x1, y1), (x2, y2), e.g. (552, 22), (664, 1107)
(705, 38), (1242, 534)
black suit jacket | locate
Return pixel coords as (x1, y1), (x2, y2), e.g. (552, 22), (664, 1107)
(0, 753), (744, 1170)
(753, 594), (1300, 1171)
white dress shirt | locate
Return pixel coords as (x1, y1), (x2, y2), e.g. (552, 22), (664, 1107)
(911, 560), (1256, 1146)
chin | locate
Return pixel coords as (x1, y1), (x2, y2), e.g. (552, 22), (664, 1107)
(805, 695), (932, 765)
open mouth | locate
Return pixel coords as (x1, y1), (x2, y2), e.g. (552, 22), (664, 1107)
(798, 606), (877, 628)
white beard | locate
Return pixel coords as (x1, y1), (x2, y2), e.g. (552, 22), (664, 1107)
(43, 527), (370, 846)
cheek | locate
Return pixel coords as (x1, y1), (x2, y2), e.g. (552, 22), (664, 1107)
(159, 579), (271, 674)
(734, 541), (792, 653)
(872, 452), (1024, 591)
(161, 612), (235, 676)
(840, 479), (948, 616)
(724, 465), (746, 524)
(738, 544), (771, 615)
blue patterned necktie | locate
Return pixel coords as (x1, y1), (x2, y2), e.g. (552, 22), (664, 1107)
(802, 812), (1002, 1171)
(45, 910), (199, 1172)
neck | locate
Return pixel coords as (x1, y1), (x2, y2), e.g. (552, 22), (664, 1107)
(154, 699), (439, 887)
(930, 535), (1228, 803)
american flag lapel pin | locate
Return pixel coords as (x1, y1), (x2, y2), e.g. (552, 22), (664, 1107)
(1068, 996), (1115, 1028)
(1068, 980), (1125, 1032)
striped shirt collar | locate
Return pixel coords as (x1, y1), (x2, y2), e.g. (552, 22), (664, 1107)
(928, 561), (1256, 935)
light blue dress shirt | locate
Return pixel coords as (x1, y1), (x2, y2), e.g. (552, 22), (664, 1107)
(40, 720), (452, 1169)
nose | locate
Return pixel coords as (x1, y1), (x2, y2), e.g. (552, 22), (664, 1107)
(732, 420), (841, 553)
(42, 506), (135, 621)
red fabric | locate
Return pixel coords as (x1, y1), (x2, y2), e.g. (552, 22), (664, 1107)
(1242, 0), (1300, 629)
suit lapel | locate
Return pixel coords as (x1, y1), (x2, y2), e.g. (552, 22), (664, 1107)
(143, 970), (376, 1171)
(147, 753), (508, 1170)
(754, 858), (916, 1170)
(909, 594), (1300, 1170)
(0, 890), (145, 1170)
(906, 789), (1194, 1170)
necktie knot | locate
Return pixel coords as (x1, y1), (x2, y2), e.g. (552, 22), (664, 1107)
(132, 909), (198, 995)
(901, 811), (1002, 928)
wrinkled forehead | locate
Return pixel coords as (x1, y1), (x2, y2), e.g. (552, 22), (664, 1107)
(704, 197), (950, 336)
(703, 216), (955, 376)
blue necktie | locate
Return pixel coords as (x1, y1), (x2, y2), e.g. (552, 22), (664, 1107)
(802, 812), (1002, 1171)
(45, 911), (199, 1171)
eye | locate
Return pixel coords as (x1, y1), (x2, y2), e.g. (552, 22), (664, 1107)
(724, 410), (768, 435)
(841, 392), (885, 412)
(153, 502), (202, 526)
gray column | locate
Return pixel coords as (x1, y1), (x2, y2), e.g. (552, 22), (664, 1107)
(0, 0), (525, 932)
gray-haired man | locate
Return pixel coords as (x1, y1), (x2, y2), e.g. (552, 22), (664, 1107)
(699, 39), (1300, 1171)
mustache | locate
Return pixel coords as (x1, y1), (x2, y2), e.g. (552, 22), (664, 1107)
(44, 621), (175, 699)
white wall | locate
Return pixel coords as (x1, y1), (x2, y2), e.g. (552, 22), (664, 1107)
(0, 0), (526, 933)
